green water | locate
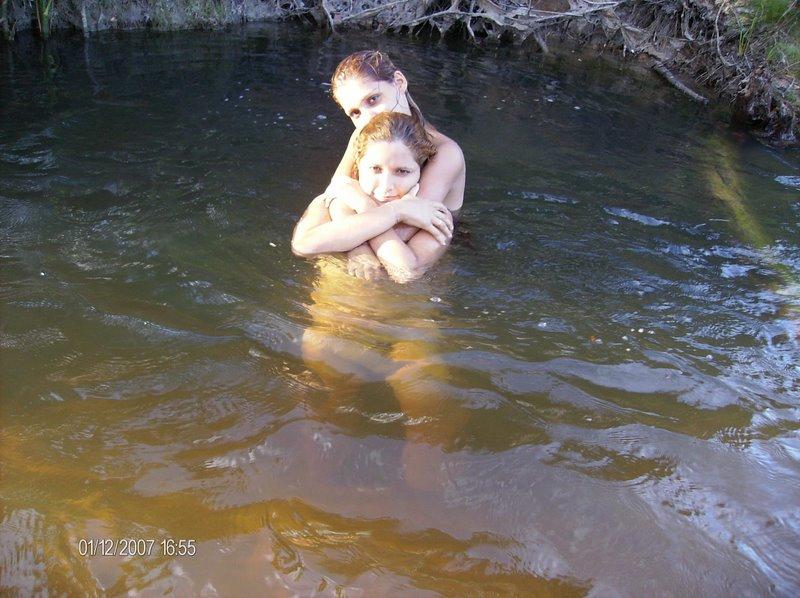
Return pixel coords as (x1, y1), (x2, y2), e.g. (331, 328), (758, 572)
(1, 23), (799, 595)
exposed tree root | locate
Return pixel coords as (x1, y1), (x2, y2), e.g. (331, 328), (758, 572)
(653, 62), (710, 104)
(316, 0), (798, 146)
(2, 0), (797, 146)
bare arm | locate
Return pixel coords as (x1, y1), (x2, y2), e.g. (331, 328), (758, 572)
(366, 201), (454, 284)
(292, 133), (462, 272)
(324, 177), (452, 243)
(292, 132), (462, 254)
(335, 130), (385, 269)
(367, 140), (465, 281)
(306, 129), (378, 266)
(291, 193), (330, 256)
(324, 198), (383, 280)
(329, 154), (418, 268)
(292, 188), (451, 263)
(332, 129), (359, 180)
(320, 190), (452, 283)
(367, 227), (450, 283)
(291, 194), (399, 257)
(327, 200), (419, 279)
(287, 130), (369, 260)
(326, 181), (421, 243)
(416, 138), (465, 209)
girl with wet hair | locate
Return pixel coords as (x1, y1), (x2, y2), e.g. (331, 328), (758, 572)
(348, 110), (436, 179)
(292, 111), (451, 283)
(331, 49), (430, 132)
(292, 49), (466, 280)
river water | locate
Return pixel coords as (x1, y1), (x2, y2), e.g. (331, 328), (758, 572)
(1, 23), (799, 596)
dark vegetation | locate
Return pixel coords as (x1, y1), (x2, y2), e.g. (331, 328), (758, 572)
(2, 0), (798, 145)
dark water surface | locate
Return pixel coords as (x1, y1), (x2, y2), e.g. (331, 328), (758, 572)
(2, 24), (799, 596)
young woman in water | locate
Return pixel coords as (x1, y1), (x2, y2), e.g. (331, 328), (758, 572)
(293, 51), (468, 491)
(291, 49), (465, 280)
(293, 111), (449, 282)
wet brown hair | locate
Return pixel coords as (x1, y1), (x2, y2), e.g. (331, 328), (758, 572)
(351, 112), (437, 179)
(331, 50), (429, 129)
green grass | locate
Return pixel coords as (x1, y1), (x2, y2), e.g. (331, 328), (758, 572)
(769, 42), (800, 78)
(34, 0), (54, 39)
(737, 1), (798, 48)
(749, 0), (798, 24)
(736, 1), (800, 79)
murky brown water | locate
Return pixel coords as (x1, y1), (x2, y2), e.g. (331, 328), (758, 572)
(2, 23), (799, 596)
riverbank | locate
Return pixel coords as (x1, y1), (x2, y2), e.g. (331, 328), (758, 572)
(2, 0), (798, 146)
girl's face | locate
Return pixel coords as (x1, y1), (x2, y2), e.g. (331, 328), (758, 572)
(357, 140), (420, 203)
(334, 72), (411, 131)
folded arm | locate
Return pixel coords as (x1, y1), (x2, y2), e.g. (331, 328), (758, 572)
(366, 140), (465, 282)
(290, 193), (399, 257)
(328, 192), (453, 284)
(291, 132), (463, 281)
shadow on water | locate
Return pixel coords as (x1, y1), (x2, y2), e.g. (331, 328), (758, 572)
(1, 22), (800, 596)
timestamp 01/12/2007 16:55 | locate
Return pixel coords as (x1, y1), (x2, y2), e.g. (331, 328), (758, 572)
(77, 538), (197, 557)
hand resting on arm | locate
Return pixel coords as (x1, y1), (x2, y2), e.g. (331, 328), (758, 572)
(291, 182), (452, 261)
(325, 185), (454, 283)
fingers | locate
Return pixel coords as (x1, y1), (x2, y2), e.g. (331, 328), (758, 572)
(424, 205), (452, 244)
(364, 266), (383, 281)
(434, 220), (452, 244)
(437, 211), (453, 235)
(442, 214), (454, 236)
(348, 260), (383, 280)
(443, 208), (454, 230)
(432, 210), (453, 236)
(430, 203), (452, 230)
(424, 223), (448, 245)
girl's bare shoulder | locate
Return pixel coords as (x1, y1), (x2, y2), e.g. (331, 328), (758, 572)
(429, 130), (465, 170)
(430, 129), (461, 150)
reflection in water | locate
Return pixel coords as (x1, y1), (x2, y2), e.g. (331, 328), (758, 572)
(301, 257), (470, 490)
(704, 133), (800, 338)
(1, 22), (800, 596)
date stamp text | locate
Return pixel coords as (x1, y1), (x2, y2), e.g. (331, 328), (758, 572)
(77, 538), (197, 557)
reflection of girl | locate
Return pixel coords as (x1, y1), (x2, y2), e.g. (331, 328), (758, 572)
(292, 50), (465, 280)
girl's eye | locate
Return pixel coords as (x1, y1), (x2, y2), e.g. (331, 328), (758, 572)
(371, 166), (382, 173)
(367, 95), (379, 105)
(396, 168), (410, 175)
